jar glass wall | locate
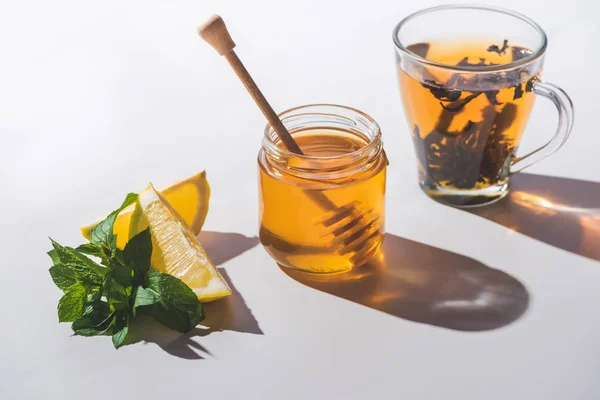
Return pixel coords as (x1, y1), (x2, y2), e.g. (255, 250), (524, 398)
(258, 104), (387, 274)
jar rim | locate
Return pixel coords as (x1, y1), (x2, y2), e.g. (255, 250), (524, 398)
(262, 103), (382, 161)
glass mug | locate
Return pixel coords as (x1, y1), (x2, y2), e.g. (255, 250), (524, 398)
(258, 104), (387, 274)
(394, 5), (574, 207)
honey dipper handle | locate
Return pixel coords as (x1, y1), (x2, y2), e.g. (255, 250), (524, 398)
(224, 52), (304, 154)
(198, 15), (336, 211)
(198, 15), (303, 154)
(197, 14), (236, 56)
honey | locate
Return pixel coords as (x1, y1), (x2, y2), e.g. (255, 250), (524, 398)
(258, 105), (386, 274)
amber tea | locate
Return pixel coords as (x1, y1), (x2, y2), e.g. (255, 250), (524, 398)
(398, 40), (538, 206)
(394, 5), (574, 207)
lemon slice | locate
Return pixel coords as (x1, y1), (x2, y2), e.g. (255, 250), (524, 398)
(130, 184), (231, 303)
(80, 171), (210, 249)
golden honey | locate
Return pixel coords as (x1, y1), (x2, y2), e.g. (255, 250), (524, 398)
(258, 105), (386, 274)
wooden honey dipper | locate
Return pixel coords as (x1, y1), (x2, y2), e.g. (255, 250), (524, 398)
(198, 15), (381, 261)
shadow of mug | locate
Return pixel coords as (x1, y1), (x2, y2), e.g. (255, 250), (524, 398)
(467, 173), (600, 262)
(282, 234), (529, 331)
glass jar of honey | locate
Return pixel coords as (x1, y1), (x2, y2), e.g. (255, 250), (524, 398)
(258, 104), (387, 274)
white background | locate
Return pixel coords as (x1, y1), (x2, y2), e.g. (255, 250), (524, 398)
(1, 0), (599, 399)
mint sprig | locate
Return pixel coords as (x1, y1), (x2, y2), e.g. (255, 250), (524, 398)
(48, 193), (205, 349)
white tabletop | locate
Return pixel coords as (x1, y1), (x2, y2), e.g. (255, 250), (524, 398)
(2, 0), (599, 399)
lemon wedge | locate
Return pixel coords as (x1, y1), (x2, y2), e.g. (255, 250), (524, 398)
(130, 184), (231, 303)
(80, 171), (210, 249)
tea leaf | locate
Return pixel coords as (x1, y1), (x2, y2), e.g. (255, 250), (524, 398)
(484, 91), (503, 105)
(440, 92), (483, 112)
(422, 80), (462, 102)
(457, 57), (491, 67)
(487, 39), (509, 55)
(406, 42), (430, 58)
(513, 84), (524, 100)
(413, 101), (518, 191)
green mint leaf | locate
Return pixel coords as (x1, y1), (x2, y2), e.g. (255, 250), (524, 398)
(133, 286), (159, 309)
(49, 264), (77, 291)
(114, 248), (125, 265)
(152, 303), (204, 334)
(49, 191), (211, 349)
(50, 239), (107, 284)
(50, 239), (97, 268)
(62, 262), (105, 286)
(145, 270), (200, 308)
(75, 243), (103, 257)
(123, 228), (152, 282)
(143, 270), (204, 333)
(112, 325), (129, 349)
(110, 264), (133, 289)
(111, 311), (129, 349)
(72, 307), (115, 336)
(105, 273), (130, 312)
(48, 249), (60, 265)
(58, 284), (87, 322)
(87, 286), (102, 303)
(90, 193), (138, 249)
(103, 264), (133, 315)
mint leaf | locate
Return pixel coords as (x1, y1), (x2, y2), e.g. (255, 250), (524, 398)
(90, 193), (138, 250)
(50, 239), (107, 284)
(123, 228), (152, 282)
(62, 262), (105, 286)
(49, 190), (211, 349)
(112, 326), (129, 349)
(133, 286), (159, 309)
(114, 248), (125, 265)
(87, 286), (102, 303)
(143, 270), (204, 333)
(48, 249), (60, 265)
(76, 243), (103, 257)
(50, 239), (100, 269)
(111, 311), (129, 349)
(73, 306), (114, 336)
(153, 303), (204, 334)
(112, 265), (133, 289)
(49, 264), (77, 291)
(105, 273), (130, 312)
(103, 264), (133, 314)
(58, 284), (87, 322)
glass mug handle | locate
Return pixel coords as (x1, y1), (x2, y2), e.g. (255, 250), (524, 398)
(510, 78), (575, 174)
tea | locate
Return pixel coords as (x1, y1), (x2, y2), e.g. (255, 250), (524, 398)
(259, 129), (386, 273)
(398, 40), (538, 204)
